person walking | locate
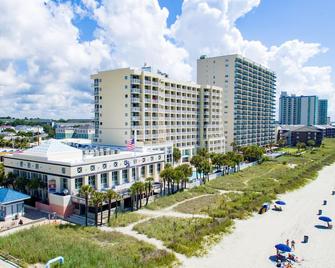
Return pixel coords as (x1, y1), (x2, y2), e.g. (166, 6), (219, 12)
(291, 240), (296, 251)
(286, 239), (290, 246)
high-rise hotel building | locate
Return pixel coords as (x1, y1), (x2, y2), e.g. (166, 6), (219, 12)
(91, 67), (225, 161)
(197, 54), (276, 150)
(279, 92), (328, 125)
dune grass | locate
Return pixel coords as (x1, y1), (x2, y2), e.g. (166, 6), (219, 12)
(133, 216), (232, 257)
(0, 224), (177, 268)
(146, 185), (217, 210)
(108, 212), (147, 227)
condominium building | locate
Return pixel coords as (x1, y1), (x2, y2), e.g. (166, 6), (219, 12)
(318, 99), (328, 125)
(91, 67), (225, 161)
(197, 54), (276, 150)
(3, 139), (165, 217)
(279, 92), (323, 125)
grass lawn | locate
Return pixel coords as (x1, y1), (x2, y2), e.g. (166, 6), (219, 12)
(133, 216), (232, 257)
(278, 147), (300, 154)
(0, 224), (177, 268)
(146, 185), (217, 210)
(108, 212), (147, 227)
(175, 139), (335, 220)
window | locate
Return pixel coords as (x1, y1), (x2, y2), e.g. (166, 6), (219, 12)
(157, 163), (161, 173)
(112, 171), (118, 186)
(27, 163), (31, 168)
(35, 164), (39, 169)
(102, 163), (107, 169)
(124, 75), (128, 80)
(62, 167), (66, 174)
(88, 175), (96, 187)
(122, 170), (128, 183)
(149, 164), (154, 175)
(75, 178), (83, 190)
(142, 157), (146, 163)
(20, 161), (23, 167)
(62, 178), (67, 190)
(113, 162), (118, 167)
(101, 173), (108, 188)
(90, 165), (95, 171)
(77, 167), (82, 174)
(141, 166), (145, 177)
(150, 156), (154, 161)
(132, 168), (136, 180)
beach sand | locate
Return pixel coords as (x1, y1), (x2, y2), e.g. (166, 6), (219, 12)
(183, 163), (335, 268)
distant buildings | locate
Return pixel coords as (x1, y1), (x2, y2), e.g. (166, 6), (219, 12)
(197, 54), (276, 150)
(315, 125), (335, 138)
(318, 99), (328, 125)
(91, 67), (225, 161)
(277, 125), (323, 147)
(15, 125), (44, 134)
(55, 125), (95, 140)
(279, 92), (328, 125)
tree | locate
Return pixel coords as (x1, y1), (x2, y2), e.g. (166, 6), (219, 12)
(240, 145), (265, 162)
(190, 155), (203, 180)
(201, 159), (212, 183)
(307, 139), (316, 148)
(160, 166), (175, 195)
(230, 142), (237, 152)
(145, 177), (154, 206)
(80, 185), (94, 226)
(296, 142), (306, 152)
(0, 164), (4, 186)
(129, 184), (137, 211)
(175, 164), (192, 189)
(90, 191), (105, 227)
(105, 189), (118, 223)
(197, 148), (208, 158)
(173, 147), (181, 165)
(278, 138), (286, 147)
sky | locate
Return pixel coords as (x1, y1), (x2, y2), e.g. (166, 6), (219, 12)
(0, 0), (334, 120)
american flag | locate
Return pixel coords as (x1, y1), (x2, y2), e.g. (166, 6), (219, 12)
(127, 138), (135, 151)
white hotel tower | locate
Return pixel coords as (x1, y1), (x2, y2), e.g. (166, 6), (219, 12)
(91, 67), (225, 162)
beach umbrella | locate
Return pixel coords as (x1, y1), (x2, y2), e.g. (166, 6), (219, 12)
(275, 200), (286, 206)
(275, 244), (291, 252)
(319, 216), (332, 223)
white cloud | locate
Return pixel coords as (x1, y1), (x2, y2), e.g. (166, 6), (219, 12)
(172, 0), (335, 119)
(0, 0), (334, 120)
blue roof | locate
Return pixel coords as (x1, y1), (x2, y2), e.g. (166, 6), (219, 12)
(0, 188), (30, 205)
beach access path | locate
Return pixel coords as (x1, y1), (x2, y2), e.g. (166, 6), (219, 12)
(182, 163), (335, 268)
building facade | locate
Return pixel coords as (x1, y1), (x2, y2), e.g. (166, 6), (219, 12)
(197, 54), (276, 150)
(318, 99), (328, 125)
(279, 92), (322, 125)
(277, 125), (323, 147)
(3, 139), (165, 217)
(91, 67), (225, 161)
(55, 125), (95, 140)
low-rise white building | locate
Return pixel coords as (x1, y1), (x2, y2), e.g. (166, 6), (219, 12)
(3, 139), (165, 217)
(15, 125), (44, 134)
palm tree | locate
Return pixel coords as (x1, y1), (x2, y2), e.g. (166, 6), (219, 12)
(137, 182), (145, 208)
(173, 147), (181, 166)
(105, 189), (118, 223)
(160, 166), (174, 195)
(90, 191), (105, 226)
(190, 155), (202, 180)
(145, 177), (154, 206)
(175, 164), (192, 190)
(129, 184), (137, 211)
(114, 193), (121, 218)
(80, 185), (94, 226)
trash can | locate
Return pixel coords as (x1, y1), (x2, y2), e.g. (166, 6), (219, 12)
(318, 209), (322, 215)
(303, 235), (309, 243)
(323, 200), (327, 205)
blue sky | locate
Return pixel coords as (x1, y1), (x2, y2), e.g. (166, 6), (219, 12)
(157, 0), (335, 72)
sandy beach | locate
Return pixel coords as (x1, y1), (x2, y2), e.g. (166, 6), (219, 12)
(183, 163), (335, 268)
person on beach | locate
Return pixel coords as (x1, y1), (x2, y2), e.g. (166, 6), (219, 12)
(286, 239), (290, 246)
(291, 240), (295, 251)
